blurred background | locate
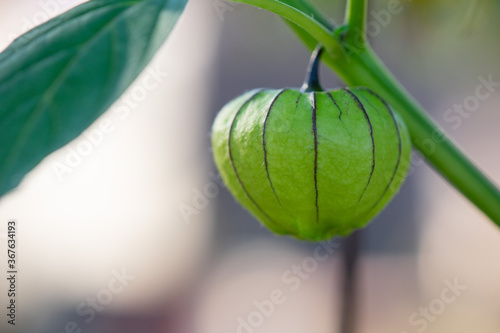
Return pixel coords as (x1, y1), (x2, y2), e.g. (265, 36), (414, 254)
(0, 0), (499, 332)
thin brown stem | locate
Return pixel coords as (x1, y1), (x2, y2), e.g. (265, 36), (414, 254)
(340, 230), (361, 333)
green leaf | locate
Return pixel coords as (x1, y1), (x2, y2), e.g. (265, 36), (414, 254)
(0, 0), (187, 197)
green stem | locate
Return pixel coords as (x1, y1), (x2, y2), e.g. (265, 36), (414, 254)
(351, 48), (500, 223)
(227, 0), (343, 56)
(227, 0), (500, 225)
(283, 0), (336, 29)
(344, 0), (367, 45)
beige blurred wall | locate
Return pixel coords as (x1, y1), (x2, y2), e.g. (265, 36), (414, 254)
(0, 0), (218, 332)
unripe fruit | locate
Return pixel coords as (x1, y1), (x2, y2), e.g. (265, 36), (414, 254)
(211, 50), (411, 241)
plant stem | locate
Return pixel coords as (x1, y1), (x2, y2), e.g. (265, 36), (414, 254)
(228, 0), (343, 55)
(301, 45), (324, 92)
(284, 0), (336, 29)
(344, 48), (500, 224)
(340, 231), (361, 333)
(344, 0), (367, 44)
(227, 0), (500, 226)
